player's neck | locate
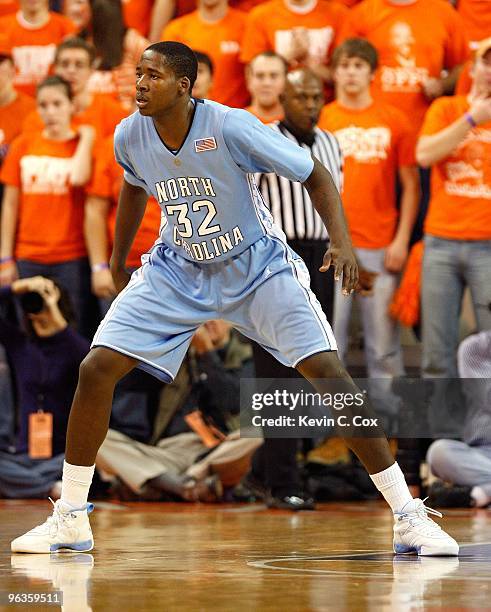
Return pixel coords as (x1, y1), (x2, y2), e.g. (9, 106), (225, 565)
(19, 7), (50, 27)
(0, 86), (17, 108)
(43, 124), (75, 141)
(152, 98), (195, 150)
(337, 89), (372, 110)
(250, 100), (283, 122)
(199, 3), (227, 23)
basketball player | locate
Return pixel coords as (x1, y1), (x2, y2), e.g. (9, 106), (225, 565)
(11, 42), (458, 557)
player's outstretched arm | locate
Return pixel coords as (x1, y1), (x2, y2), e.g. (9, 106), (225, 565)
(303, 156), (358, 295)
(110, 178), (149, 293)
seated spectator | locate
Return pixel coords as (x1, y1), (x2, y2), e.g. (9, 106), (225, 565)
(245, 51), (286, 124)
(96, 321), (261, 501)
(69, 0), (149, 111)
(427, 331), (491, 508)
(0, 75), (95, 337)
(22, 37), (127, 140)
(0, 275), (89, 499)
(416, 38), (491, 419)
(0, 0), (76, 97)
(0, 44), (35, 193)
(84, 134), (161, 312)
(191, 50), (214, 99)
(241, 0), (347, 85)
(162, 0), (248, 107)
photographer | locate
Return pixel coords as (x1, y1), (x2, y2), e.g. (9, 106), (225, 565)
(0, 276), (89, 499)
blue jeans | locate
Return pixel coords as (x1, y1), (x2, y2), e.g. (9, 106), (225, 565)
(422, 236), (491, 379)
(17, 258), (93, 339)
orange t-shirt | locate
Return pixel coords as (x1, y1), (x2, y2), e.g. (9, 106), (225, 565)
(0, 0), (18, 17)
(240, 0), (347, 66)
(22, 94), (127, 141)
(0, 91), (35, 168)
(340, 0), (470, 133)
(421, 95), (491, 240)
(162, 8), (248, 108)
(319, 100), (416, 248)
(244, 106), (283, 124)
(455, 60), (473, 95)
(121, 0), (154, 37)
(87, 136), (161, 269)
(456, 0), (491, 47)
(0, 12), (77, 97)
(87, 29), (149, 111)
(0, 132), (87, 263)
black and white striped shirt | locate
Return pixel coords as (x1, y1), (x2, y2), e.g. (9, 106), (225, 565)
(255, 122), (343, 241)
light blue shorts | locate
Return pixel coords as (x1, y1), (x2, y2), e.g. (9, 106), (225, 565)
(92, 235), (337, 382)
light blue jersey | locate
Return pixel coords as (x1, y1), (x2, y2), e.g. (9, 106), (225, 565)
(114, 99), (314, 264)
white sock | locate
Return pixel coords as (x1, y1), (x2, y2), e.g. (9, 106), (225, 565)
(60, 461), (95, 509)
(471, 486), (491, 508)
(370, 462), (413, 513)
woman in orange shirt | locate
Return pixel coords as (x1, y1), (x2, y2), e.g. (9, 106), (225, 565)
(0, 75), (95, 336)
(64, 0), (149, 111)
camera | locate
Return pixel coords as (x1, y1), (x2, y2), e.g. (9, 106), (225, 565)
(19, 291), (45, 314)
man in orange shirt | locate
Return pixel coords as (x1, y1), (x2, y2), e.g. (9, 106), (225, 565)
(0, 0), (76, 97)
(416, 38), (491, 391)
(0, 46), (35, 187)
(340, 0), (470, 135)
(161, 0), (247, 107)
(23, 38), (127, 140)
(319, 38), (419, 390)
(241, 0), (347, 84)
(245, 51), (286, 124)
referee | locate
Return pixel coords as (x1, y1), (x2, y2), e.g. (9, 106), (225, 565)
(248, 68), (343, 510)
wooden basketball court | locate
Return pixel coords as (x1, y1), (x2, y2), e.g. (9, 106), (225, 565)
(1, 499), (490, 611)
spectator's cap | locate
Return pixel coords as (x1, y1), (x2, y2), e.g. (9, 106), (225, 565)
(476, 37), (491, 60)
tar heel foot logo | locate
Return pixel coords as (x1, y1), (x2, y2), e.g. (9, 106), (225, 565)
(194, 137), (217, 153)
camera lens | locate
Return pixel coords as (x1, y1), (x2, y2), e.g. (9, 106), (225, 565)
(20, 291), (44, 314)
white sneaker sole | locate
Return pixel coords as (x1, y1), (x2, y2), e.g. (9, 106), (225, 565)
(11, 539), (94, 554)
(394, 541), (459, 556)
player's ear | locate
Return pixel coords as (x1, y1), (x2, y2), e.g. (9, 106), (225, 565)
(179, 76), (192, 96)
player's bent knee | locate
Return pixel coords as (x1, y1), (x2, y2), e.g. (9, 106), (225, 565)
(78, 347), (136, 386)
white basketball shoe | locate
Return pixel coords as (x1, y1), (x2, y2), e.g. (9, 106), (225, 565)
(11, 499), (94, 554)
(393, 498), (459, 556)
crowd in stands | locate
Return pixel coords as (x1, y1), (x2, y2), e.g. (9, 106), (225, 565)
(0, 0), (490, 511)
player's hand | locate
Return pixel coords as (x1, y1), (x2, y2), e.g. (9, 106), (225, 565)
(110, 265), (131, 294)
(320, 242), (358, 296)
(11, 275), (50, 295)
(92, 268), (117, 299)
(356, 267), (377, 296)
(192, 326), (215, 354)
(288, 27), (310, 64)
(384, 238), (409, 273)
(77, 124), (96, 142)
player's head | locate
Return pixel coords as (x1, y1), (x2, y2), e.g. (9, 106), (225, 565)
(54, 38), (96, 96)
(246, 51), (288, 110)
(136, 42), (198, 116)
(0, 47), (15, 94)
(331, 38), (378, 97)
(471, 38), (491, 96)
(280, 69), (324, 135)
(192, 51), (214, 99)
(36, 75), (74, 133)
